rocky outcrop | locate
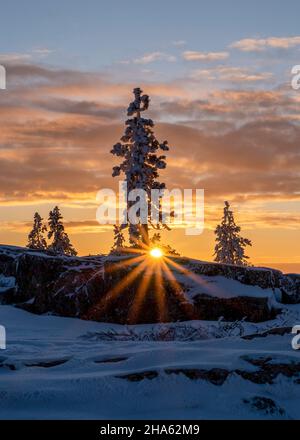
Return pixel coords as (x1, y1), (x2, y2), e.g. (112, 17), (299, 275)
(193, 294), (277, 323)
(0, 245), (298, 324)
(279, 273), (300, 303)
(185, 258), (300, 303)
(188, 259), (282, 289)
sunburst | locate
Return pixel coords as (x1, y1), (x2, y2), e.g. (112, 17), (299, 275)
(149, 247), (164, 259)
(86, 244), (203, 322)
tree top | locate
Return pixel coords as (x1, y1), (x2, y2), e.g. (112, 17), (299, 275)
(127, 87), (150, 117)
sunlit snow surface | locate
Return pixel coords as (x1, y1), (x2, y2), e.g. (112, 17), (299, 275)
(0, 304), (300, 420)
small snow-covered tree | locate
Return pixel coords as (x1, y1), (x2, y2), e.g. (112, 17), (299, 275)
(47, 206), (77, 256)
(111, 225), (126, 254)
(150, 232), (161, 247)
(111, 87), (170, 247)
(214, 201), (252, 266)
(27, 212), (47, 250)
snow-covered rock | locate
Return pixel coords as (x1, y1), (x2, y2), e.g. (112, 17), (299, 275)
(0, 245), (298, 323)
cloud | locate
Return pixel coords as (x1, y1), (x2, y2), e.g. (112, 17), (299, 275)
(0, 219), (110, 234)
(32, 48), (55, 57)
(0, 49), (55, 66)
(0, 61), (299, 211)
(190, 66), (273, 82)
(231, 36), (300, 52)
(33, 97), (124, 119)
(0, 53), (32, 63)
(4, 62), (188, 101)
(63, 220), (111, 233)
(183, 51), (229, 61)
(133, 52), (177, 64)
(159, 88), (299, 125)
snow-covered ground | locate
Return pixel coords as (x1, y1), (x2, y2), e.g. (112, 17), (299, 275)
(0, 304), (299, 419)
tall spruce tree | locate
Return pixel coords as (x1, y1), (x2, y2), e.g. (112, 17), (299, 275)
(27, 212), (47, 250)
(214, 201), (252, 266)
(47, 206), (77, 256)
(111, 87), (170, 247)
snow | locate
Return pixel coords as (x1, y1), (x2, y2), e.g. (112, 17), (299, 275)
(0, 245), (299, 419)
(165, 269), (278, 303)
(0, 304), (299, 419)
(0, 275), (15, 293)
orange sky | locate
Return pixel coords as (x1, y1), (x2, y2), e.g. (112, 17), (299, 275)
(0, 61), (299, 273)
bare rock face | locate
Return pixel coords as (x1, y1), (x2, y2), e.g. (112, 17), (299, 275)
(279, 273), (300, 304)
(84, 262), (195, 324)
(0, 245), (298, 324)
(0, 252), (16, 277)
(192, 294), (277, 323)
(0, 246), (104, 318)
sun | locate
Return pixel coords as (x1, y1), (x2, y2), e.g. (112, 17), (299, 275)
(149, 247), (164, 259)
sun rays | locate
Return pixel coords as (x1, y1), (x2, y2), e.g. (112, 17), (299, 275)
(87, 244), (220, 323)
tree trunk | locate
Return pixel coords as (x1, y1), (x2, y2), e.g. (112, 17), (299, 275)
(140, 224), (149, 247)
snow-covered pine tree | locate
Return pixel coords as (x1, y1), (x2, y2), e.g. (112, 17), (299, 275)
(27, 212), (47, 250)
(111, 87), (170, 247)
(214, 201), (252, 266)
(111, 224), (126, 254)
(150, 232), (161, 247)
(47, 206), (77, 256)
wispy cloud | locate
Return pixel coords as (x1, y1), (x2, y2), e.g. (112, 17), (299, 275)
(0, 53), (32, 63)
(183, 51), (229, 61)
(172, 40), (186, 47)
(190, 66), (273, 82)
(0, 48), (54, 64)
(231, 36), (300, 52)
(133, 52), (177, 64)
(32, 48), (55, 56)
